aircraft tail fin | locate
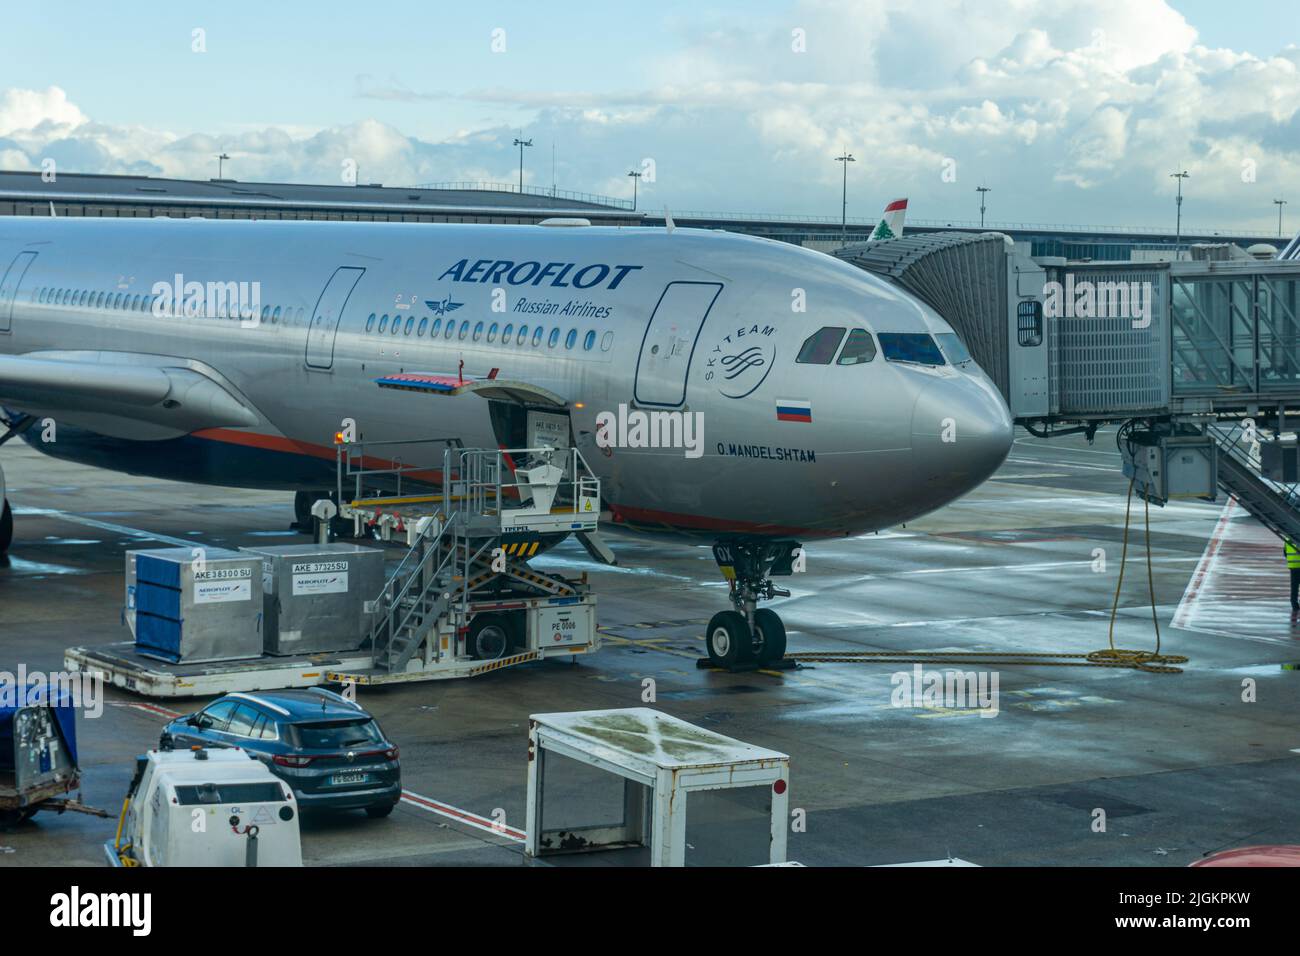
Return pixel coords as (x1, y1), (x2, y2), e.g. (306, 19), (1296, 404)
(869, 198), (907, 241)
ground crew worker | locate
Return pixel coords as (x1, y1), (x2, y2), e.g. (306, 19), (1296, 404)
(1287, 538), (1300, 616)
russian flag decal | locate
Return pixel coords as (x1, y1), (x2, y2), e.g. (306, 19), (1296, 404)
(775, 399), (812, 423)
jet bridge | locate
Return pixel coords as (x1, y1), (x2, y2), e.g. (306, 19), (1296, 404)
(837, 235), (1300, 544)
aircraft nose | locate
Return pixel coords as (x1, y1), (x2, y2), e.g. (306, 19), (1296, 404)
(909, 373), (1013, 503)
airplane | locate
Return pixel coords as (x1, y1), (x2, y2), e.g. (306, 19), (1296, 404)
(869, 198), (908, 241)
(0, 214), (1012, 667)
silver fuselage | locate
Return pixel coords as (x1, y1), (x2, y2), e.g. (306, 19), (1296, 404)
(0, 217), (1012, 538)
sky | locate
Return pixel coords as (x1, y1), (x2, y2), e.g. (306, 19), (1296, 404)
(0, 0), (1297, 233)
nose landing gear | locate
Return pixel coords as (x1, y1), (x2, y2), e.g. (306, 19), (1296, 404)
(703, 538), (799, 669)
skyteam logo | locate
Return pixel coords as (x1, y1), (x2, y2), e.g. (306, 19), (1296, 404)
(425, 296), (464, 316)
(703, 323), (778, 399)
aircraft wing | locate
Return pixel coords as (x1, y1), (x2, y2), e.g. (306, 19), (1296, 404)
(0, 351), (260, 439)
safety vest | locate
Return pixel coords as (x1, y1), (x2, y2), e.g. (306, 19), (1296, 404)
(1287, 541), (1300, 569)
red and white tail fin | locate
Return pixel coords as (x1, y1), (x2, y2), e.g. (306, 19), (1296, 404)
(869, 198), (907, 241)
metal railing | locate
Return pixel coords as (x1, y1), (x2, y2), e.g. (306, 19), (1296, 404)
(336, 436), (463, 506)
(369, 515), (458, 668)
(441, 445), (601, 521)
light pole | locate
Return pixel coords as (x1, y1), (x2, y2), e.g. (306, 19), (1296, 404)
(835, 152), (855, 242)
(627, 169), (642, 210)
(976, 185), (991, 228)
(513, 134), (533, 193)
(1171, 169), (1190, 252)
(1274, 198), (1288, 238)
(216, 152), (230, 179)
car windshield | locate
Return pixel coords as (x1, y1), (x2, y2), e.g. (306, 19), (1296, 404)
(878, 332), (946, 366)
(935, 332), (973, 365)
(293, 718), (384, 750)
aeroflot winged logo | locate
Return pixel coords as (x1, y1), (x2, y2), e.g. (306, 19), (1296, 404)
(438, 258), (643, 289)
(425, 296), (464, 316)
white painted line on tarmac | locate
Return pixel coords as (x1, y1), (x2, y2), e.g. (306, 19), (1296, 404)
(1172, 498), (1237, 631)
(400, 789), (525, 842)
(15, 506), (198, 549)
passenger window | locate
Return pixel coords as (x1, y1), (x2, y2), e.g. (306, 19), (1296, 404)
(583, 330), (596, 350)
(459, 320), (470, 340)
(565, 329), (577, 349)
(444, 319), (455, 339)
(392, 316), (401, 335)
(487, 323), (498, 343)
(531, 326), (544, 347)
(517, 325), (528, 345)
(431, 318), (442, 337)
(378, 315), (389, 333)
(260, 305), (270, 324)
(113, 293), (123, 309)
(404, 316), (414, 335)
(601, 331), (614, 351)
(796, 327), (846, 364)
(272, 306), (282, 325)
(418, 317), (427, 336)
(502, 323), (514, 342)
(548, 328), (560, 348)
(198, 700), (239, 731)
(366, 313), (376, 332)
(474, 321), (485, 342)
(837, 329), (876, 365)
(225, 704), (258, 737)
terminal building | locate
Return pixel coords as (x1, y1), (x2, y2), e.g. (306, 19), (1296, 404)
(0, 170), (1280, 263)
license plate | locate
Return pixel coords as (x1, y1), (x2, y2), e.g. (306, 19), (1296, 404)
(330, 772), (368, 785)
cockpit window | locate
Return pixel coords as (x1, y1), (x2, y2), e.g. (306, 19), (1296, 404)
(837, 329), (876, 365)
(879, 332), (945, 366)
(796, 327), (846, 365)
(935, 332), (972, 366)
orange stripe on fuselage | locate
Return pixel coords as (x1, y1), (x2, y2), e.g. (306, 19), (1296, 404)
(192, 428), (444, 484)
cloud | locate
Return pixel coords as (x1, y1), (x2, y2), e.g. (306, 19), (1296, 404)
(0, 1), (1297, 231)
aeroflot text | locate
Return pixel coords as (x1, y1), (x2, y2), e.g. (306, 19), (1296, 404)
(438, 259), (642, 289)
(596, 404), (704, 459)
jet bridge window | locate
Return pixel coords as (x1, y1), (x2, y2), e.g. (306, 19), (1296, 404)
(836, 328), (876, 365)
(878, 332), (945, 366)
(1017, 300), (1043, 346)
(796, 327), (846, 364)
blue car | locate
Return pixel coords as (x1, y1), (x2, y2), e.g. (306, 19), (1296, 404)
(160, 688), (401, 818)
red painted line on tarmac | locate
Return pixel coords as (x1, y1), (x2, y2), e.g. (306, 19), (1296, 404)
(400, 788), (525, 842)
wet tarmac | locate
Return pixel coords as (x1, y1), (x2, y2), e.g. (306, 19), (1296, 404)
(2, 428), (1298, 867)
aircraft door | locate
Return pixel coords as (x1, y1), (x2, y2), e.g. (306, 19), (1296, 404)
(633, 281), (723, 407)
(305, 266), (365, 369)
(0, 251), (38, 333)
